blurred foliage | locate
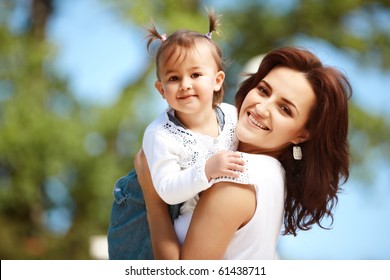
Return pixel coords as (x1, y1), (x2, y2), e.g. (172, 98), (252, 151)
(0, 0), (134, 259)
(0, 0), (389, 259)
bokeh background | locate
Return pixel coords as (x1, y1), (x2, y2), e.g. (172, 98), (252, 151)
(0, 0), (389, 260)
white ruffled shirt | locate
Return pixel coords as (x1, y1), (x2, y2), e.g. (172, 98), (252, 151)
(142, 103), (238, 208)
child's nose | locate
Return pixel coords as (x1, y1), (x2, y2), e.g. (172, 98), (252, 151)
(179, 78), (192, 91)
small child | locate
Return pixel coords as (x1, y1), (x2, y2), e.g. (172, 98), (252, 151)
(107, 10), (243, 259)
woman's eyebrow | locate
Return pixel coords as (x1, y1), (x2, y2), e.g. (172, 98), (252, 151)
(261, 79), (272, 90)
(282, 97), (299, 115)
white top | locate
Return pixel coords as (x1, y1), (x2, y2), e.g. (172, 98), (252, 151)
(174, 153), (286, 260)
(142, 103), (238, 205)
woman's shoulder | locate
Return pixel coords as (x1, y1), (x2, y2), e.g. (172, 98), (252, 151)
(244, 153), (285, 188)
(243, 153), (284, 175)
(212, 154), (284, 187)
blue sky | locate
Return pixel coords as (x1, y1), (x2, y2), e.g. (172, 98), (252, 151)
(44, 0), (390, 259)
(46, 0), (148, 106)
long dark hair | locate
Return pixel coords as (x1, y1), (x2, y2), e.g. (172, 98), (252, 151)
(235, 47), (352, 236)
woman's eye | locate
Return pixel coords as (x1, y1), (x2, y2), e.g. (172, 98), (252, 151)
(281, 105), (291, 115)
(257, 86), (269, 96)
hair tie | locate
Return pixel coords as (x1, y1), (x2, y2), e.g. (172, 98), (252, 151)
(205, 31), (212, 39)
(160, 33), (167, 41)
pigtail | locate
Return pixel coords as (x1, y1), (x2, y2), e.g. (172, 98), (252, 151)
(205, 8), (221, 39)
(145, 24), (166, 53)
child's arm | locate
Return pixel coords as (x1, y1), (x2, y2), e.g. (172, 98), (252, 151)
(143, 130), (207, 204)
(143, 129), (244, 204)
(143, 131), (244, 205)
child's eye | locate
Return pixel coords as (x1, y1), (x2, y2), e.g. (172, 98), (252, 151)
(168, 76), (179, 81)
(191, 73), (201, 78)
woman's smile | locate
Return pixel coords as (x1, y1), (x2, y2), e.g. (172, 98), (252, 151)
(248, 112), (270, 130)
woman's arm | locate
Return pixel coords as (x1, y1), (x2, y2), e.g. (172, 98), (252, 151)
(134, 149), (180, 259)
(181, 181), (256, 259)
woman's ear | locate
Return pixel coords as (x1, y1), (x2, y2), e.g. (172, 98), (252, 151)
(292, 129), (311, 144)
(214, 71), (225, 91)
(155, 80), (165, 99)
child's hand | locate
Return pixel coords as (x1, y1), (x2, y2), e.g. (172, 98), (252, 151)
(205, 151), (245, 181)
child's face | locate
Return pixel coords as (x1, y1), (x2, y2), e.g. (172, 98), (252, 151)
(236, 66), (316, 156)
(155, 43), (224, 117)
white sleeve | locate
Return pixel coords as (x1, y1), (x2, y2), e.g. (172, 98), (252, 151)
(142, 129), (212, 205)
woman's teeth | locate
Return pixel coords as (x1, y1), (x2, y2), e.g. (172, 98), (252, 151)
(249, 114), (268, 130)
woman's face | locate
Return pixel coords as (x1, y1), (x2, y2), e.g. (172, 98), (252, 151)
(236, 66), (316, 156)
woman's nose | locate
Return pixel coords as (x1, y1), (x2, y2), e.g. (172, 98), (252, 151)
(255, 102), (270, 118)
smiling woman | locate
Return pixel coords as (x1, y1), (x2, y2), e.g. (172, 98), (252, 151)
(236, 66), (315, 156)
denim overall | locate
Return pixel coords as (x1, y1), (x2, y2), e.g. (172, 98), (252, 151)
(107, 169), (181, 259)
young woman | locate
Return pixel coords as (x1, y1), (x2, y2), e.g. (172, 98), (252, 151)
(135, 46), (352, 259)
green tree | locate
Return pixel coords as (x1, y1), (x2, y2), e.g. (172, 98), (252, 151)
(0, 0), (128, 259)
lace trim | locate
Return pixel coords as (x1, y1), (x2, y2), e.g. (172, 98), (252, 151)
(193, 159), (207, 182)
(213, 153), (251, 185)
(167, 106), (225, 130)
(161, 105), (237, 169)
